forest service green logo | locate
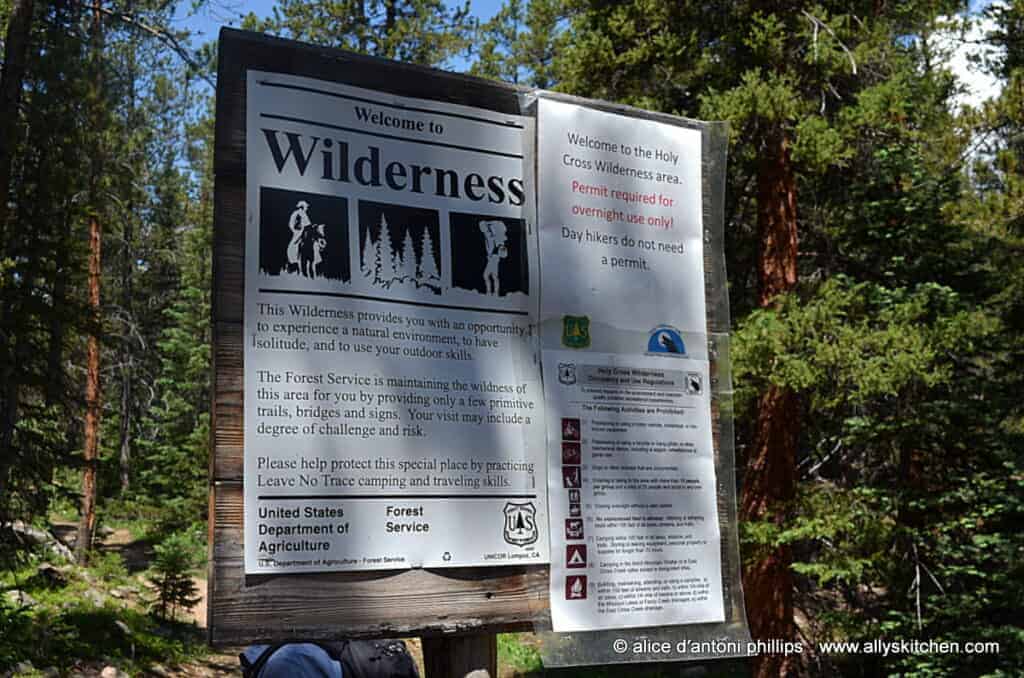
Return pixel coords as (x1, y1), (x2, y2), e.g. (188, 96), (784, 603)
(562, 315), (591, 349)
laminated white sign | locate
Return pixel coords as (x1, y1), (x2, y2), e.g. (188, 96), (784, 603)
(537, 98), (725, 631)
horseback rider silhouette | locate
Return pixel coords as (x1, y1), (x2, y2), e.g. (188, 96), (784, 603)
(286, 201), (311, 273)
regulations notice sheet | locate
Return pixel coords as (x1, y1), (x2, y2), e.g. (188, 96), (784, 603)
(537, 98), (725, 631)
(243, 72), (548, 573)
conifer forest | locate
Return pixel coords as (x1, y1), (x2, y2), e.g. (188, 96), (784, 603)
(0, 0), (1022, 676)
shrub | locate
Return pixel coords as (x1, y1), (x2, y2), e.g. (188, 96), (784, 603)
(147, 532), (203, 621)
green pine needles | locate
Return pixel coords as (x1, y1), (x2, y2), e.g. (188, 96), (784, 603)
(147, 532), (203, 622)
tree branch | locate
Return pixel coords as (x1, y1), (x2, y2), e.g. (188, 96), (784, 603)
(802, 10), (857, 76)
(75, 1), (215, 88)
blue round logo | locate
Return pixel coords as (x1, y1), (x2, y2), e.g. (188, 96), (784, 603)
(647, 326), (685, 354)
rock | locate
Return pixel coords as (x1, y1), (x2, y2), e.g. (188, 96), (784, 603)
(96, 525), (116, 538)
(146, 665), (172, 677)
(11, 520), (48, 545)
(100, 666), (129, 678)
(83, 588), (106, 607)
(6, 521), (75, 562)
(13, 660), (34, 675)
(4, 590), (37, 607)
(112, 586), (135, 599)
(41, 668), (59, 678)
(150, 625), (174, 638)
(36, 562), (68, 587)
(114, 620), (131, 636)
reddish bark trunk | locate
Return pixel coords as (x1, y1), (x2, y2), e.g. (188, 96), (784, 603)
(756, 129), (798, 307)
(742, 385), (799, 667)
(77, 213), (102, 561)
(77, 0), (104, 563)
(742, 126), (800, 677)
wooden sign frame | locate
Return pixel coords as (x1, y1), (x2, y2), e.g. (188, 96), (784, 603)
(208, 28), (546, 647)
(209, 30), (747, 668)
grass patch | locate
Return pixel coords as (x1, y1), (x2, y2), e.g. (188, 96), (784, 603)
(0, 551), (208, 674)
(499, 633), (543, 673)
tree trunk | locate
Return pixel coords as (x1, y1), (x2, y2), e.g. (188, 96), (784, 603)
(755, 129), (798, 307)
(119, 362), (131, 492)
(46, 205), (72, 407)
(0, 302), (19, 505)
(119, 29), (137, 495)
(77, 213), (102, 561)
(0, 0), (34, 236)
(741, 126), (800, 678)
(40, 204), (73, 496)
(77, 0), (104, 563)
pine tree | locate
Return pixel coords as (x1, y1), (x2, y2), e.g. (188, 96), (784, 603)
(360, 229), (371, 279)
(0, 0), (205, 568)
(147, 531), (203, 621)
(375, 215), (396, 285)
(419, 227), (440, 282)
(471, 0), (564, 88)
(0, 0), (100, 561)
(135, 101), (212, 534)
(389, 236), (402, 283)
(547, 2), (990, 675)
(0, 0), (34, 235)
(242, 0), (475, 68)
(364, 236), (379, 283)
(470, 0), (523, 83)
(400, 229), (417, 282)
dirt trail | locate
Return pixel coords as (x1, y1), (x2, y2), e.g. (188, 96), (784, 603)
(187, 577), (208, 627)
(52, 524), (441, 676)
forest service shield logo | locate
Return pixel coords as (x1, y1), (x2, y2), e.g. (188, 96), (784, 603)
(562, 315), (591, 349)
(503, 502), (538, 547)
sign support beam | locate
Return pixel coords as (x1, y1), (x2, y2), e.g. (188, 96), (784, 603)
(422, 634), (497, 678)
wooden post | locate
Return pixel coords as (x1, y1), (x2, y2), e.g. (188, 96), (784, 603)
(421, 633), (497, 678)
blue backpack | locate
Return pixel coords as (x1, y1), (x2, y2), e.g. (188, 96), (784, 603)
(240, 639), (420, 678)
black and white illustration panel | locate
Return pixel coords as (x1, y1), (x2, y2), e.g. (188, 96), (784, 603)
(449, 212), (529, 300)
(357, 201), (442, 296)
(259, 187), (351, 282)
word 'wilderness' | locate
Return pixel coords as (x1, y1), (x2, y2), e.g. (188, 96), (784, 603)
(262, 129), (525, 206)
